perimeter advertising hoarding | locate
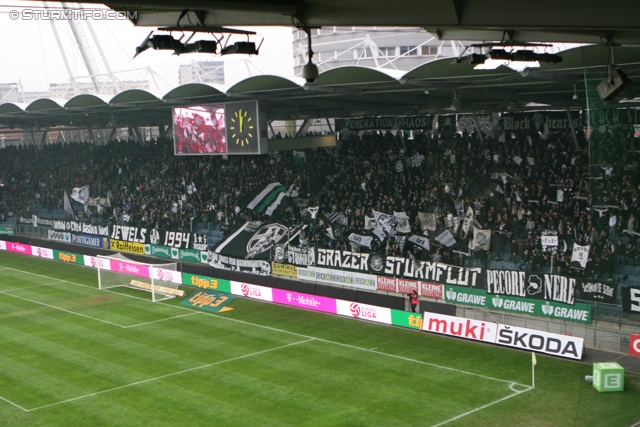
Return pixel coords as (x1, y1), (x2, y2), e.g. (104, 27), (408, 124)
(6, 242), (32, 255)
(83, 255), (111, 270)
(422, 311), (584, 360)
(31, 246), (54, 259)
(230, 281), (273, 302)
(48, 230), (71, 243)
(54, 250), (84, 265)
(0, 240), (6, 250)
(444, 285), (592, 323)
(181, 273), (231, 293)
(173, 101), (266, 155)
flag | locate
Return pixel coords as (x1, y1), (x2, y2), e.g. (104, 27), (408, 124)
(326, 212), (349, 227)
(348, 233), (373, 248)
(187, 182), (197, 194)
(462, 206), (474, 237)
(239, 182), (291, 217)
(301, 206), (319, 225)
(293, 150), (306, 162)
(557, 189), (564, 202)
(419, 212), (437, 231)
(473, 228), (492, 251)
(331, 223), (346, 242)
(70, 186), (90, 204)
(63, 190), (77, 220)
(532, 352), (537, 366)
(393, 211), (411, 234)
(570, 243), (590, 269)
(408, 235), (430, 251)
(84, 204), (92, 218)
(435, 229), (456, 247)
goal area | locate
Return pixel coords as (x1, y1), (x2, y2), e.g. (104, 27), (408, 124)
(97, 253), (184, 302)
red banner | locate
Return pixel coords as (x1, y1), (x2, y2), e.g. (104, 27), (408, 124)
(420, 282), (443, 299)
(631, 334), (640, 357)
(376, 276), (397, 292)
(398, 278), (419, 294)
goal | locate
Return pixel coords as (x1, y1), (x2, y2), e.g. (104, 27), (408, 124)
(97, 253), (184, 302)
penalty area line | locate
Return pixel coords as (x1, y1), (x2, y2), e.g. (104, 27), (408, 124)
(124, 312), (200, 328)
(26, 338), (315, 412)
(429, 386), (534, 427)
(0, 394), (29, 412)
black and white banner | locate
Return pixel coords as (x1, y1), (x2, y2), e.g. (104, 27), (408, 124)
(485, 269), (575, 305)
(214, 221), (304, 260)
(622, 286), (640, 315)
(149, 229), (191, 249)
(110, 225), (150, 244)
(192, 233), (208, 250)
(348, 233), (373, 248)
(207, 252), (271, 275)
(578, 279), (617, 304)
(273, 244), (315, 266)
(316, 248), (386, 275)
(54, 220), (109, 237)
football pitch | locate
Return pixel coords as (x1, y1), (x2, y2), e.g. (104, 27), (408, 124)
(0, 252), (638, 427)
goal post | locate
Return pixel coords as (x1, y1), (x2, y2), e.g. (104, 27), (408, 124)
(96, 253), (184, 302)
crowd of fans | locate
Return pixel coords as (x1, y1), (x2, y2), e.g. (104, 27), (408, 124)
(1, 122), (639, 280)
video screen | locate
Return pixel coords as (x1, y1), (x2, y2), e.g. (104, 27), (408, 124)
(173, 105), (226, 155)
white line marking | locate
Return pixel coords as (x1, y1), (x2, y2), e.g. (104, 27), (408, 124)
(0, 291), (127, 329)
(124, 312), (200, 328)
(2, 280), (65, 293)
(27, 338), (314, 412)
(429, 387), (533, 427)
(0, 394), (29, 412)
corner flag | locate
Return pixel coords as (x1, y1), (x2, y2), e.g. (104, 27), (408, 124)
(531, 352), (537, 388)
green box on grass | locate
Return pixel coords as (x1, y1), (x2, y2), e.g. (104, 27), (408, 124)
(593, 362), (624, 392)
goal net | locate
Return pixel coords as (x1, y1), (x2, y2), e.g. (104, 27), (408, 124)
(97, 253), (184, 302)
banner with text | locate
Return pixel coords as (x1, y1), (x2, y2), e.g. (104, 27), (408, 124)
(297, 266), (377, 292)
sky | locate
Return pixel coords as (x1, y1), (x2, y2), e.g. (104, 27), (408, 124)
(0, 2), (294, 94)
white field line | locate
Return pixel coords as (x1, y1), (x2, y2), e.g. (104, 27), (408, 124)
(0, 266), (530, 392)
(429, 387), (533, 427)
(27, 338), (315, 412)
(0, 291), (127, 328)
(1, 280), (66, 293)
(0, 394), (29, 412)
(124, 312), (200, 328)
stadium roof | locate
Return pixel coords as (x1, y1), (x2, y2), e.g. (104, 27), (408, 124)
(49, 0), (640, 45)
(1, 45), (640, 131)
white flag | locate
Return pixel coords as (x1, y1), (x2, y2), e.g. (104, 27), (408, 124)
(70, 186), (90, 205)
(63, 191), (76, 219)
(571, 243), (590, 269)
(435, 229), (456, 247)
(473, 228), (492, 251)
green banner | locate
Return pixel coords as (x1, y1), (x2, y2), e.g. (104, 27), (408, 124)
(175, 248), (201, 263)
(391, 309), (422, 330)
(181, 290), (235, 313)
(0, 225), (14, 235)
(200, 251), (209, 264)
(444, 285), (592, 323)
(144, 244), (172, 259)
(145, 245), (205, 264)
(53, 250), (84, 265)
(181, 272), (231, 293)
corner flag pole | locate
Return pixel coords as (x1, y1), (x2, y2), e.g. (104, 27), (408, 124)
(532, 351), (537, 388)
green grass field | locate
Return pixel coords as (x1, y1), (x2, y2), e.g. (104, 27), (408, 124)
(0, 251), (638, 427)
